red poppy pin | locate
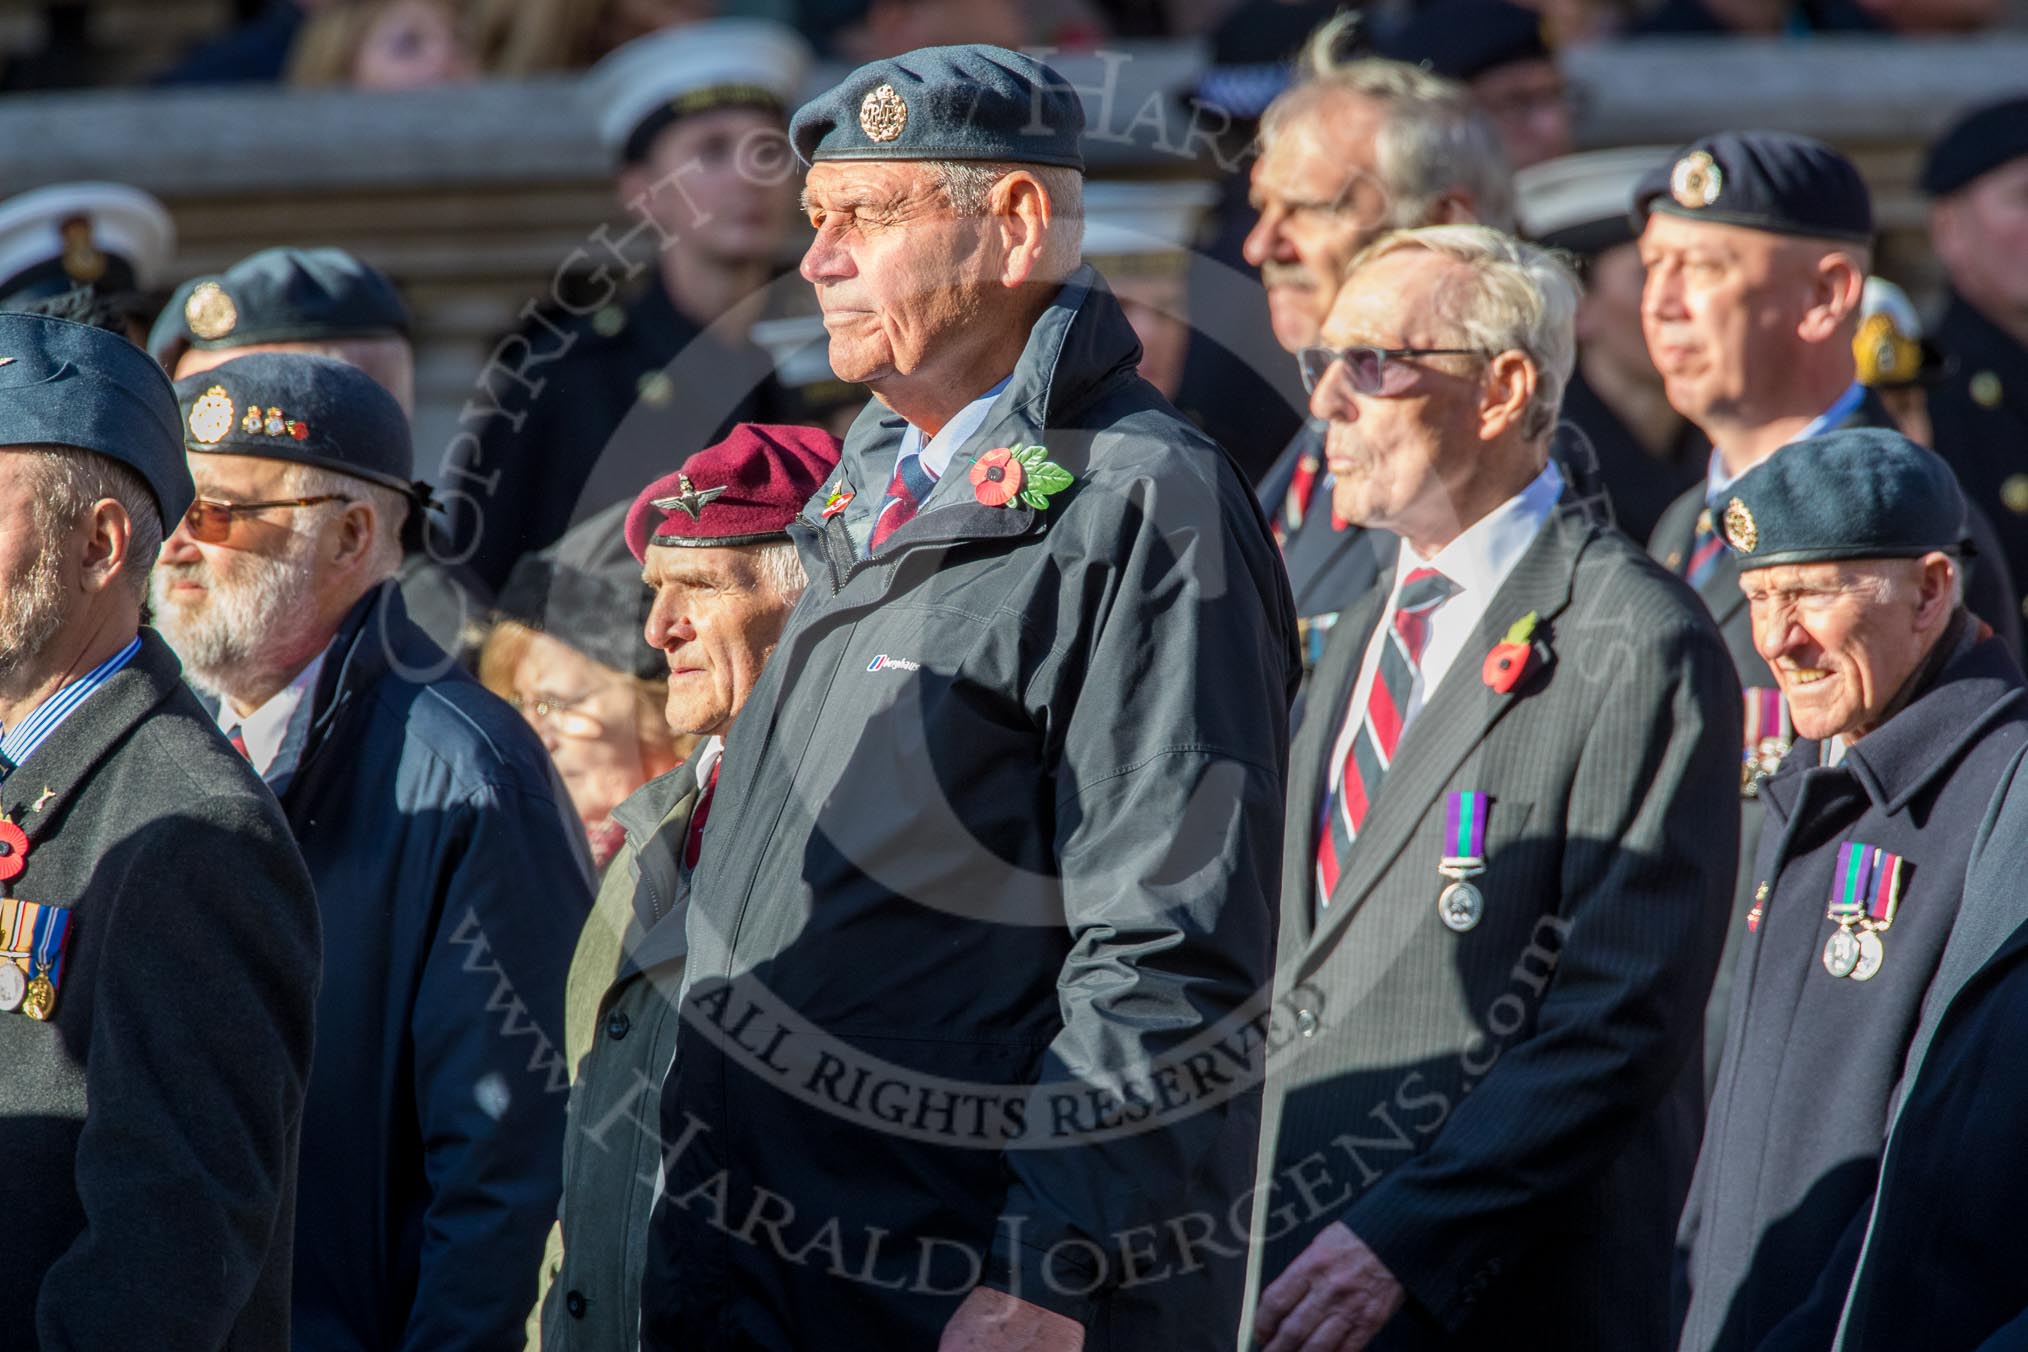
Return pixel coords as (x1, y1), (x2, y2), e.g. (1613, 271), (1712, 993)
(0, 820), (28, 882)
(1482, 611), (1539, 694)
(820, 483), (855, 519)
(970, 444), (1073, 511)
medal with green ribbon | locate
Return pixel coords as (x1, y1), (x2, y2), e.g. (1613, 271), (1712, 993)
(1824, 841), (1907, 981)
(1437, 791), (1489, 933)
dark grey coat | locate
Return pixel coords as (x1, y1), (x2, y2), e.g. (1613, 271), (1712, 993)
(1833, 740), (2028, 1352)
(0, 630), (321, 1351)
(1252, 502), (1741, 1349)
(1676, 630), (2028, 1352)
(640, 267), (1299, 1351)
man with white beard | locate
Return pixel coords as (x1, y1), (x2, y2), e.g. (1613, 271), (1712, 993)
(152, 350), (594, 1351)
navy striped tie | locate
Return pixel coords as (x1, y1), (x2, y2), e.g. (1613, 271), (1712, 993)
(1316, 567), (1458, 903)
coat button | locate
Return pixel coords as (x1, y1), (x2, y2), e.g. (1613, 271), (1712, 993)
(606, 1011), (631, 1041)
(565, 1290), (587, 1319)
(1296, 1007), (1319, 1037)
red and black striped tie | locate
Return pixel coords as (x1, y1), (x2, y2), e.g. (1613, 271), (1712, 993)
(1315, 567), (1458, 904)
(868, 447), (938, 554)
(1685, 507), (1726, 588)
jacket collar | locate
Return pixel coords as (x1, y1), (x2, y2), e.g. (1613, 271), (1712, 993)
(806, 265), (1145, 565)
(1, 630), (185, 848)
(613, 756), (701, 981)
(287, 581), (449, 787)
(1761, 630), (2027, 821)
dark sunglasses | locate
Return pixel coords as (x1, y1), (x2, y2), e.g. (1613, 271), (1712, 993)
(182, 494), (351, 544)
(1297, 344), (1486, 397)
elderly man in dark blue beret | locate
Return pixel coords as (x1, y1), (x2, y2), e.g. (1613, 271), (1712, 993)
(149, 351), (594, 1352)
(1676, 427), (2028, 1352)
(640, 42), (1298, 1352)
(0, 314), (321, 1349)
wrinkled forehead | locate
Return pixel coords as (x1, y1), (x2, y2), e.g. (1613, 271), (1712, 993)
(1324, 248), (1467, 345)
(1739, 557), (1905, 595)
(801, 158), (940, 206)
(643, 541), (768, 590)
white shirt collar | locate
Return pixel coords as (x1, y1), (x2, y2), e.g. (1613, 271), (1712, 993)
(902, 375), (1013, 481)
(1397, 459), (1565, 596)
(219, 649), (327, 777)
(691, 734), (724, 788)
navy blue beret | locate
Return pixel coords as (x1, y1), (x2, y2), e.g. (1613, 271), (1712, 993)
(1921, 96), (2028, 197)
(1634, 131), (1872, 244)
(0, 311), (191, 528)
(148, 246), (410, 369)
(175, 352), (416, 495)
(1379, 0), (1550, 81)
(790, 44), (1085, 171)
(1722, 428), (1968, 570)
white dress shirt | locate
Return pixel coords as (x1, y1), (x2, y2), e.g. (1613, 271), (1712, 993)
(218, 649), (327, 777)
(1326, 460), (1564, 800)
(897, 374), (1012, 482)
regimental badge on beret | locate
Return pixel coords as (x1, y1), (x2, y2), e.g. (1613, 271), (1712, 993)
(188, 385), (235, 445)
(1723, 496), (1758, 553)
(653, 472), (729, 520)
(859, 83), (908, 143)
(185, 280), (239, 340)
(58, 216), (106, 284)
(1671, 150), (1723, 210)
(239, 403), (310, 440)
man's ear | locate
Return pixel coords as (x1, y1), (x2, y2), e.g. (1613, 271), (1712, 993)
(1797, 246), (1866, 345)
(1478, 349), (1538, 442)
(1916, 551), (1959, 630)
(989, 171), (1054, 288)
(329, 500), (380, 574)
(77, 498), (134, 597)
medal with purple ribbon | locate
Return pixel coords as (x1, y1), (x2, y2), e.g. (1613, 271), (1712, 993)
(1823, 841), (1906, 980)
(1740, 687), (1791, 798)
(1437, 791), (1489, 933)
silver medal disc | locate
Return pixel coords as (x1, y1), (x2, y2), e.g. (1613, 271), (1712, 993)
(1851, 929), (1886, 982)
(1823, 927), (1861, 979)
(1438, 880), (1483, 933)
(0, 962), (24, 1013)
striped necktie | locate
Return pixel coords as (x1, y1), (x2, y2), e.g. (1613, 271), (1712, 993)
(1316, 567), (1458, 903)
(1684, 506), (1726, 589)
(868, 446), (938, 554)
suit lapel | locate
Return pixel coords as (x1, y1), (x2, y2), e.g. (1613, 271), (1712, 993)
(1698, 544), (1747, 628)
(1300, 511), (1589, 973)
(1286, 569), (1394, 942)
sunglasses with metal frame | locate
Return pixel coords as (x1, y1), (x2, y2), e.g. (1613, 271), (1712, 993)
(1297, 344), (1488, 397)
(181, 494), (353, 544)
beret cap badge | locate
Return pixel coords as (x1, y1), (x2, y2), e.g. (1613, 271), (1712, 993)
(653, 472), (729, 520)
(185, 280), (239, 340)
(188, 385), (236, 445)
(1671, 150), (1724, 210)
(1723, 497), (1758, 553)
(859, 83), (908, 142)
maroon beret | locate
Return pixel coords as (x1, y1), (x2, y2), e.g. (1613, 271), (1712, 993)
(625, 422), (844, 562)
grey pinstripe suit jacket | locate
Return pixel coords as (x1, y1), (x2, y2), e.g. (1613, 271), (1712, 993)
(1248, 502), (1741, 1350)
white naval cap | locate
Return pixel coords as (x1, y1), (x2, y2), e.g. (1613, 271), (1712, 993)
(586, 19), (813, 166)
(1856, 276), (1938, 388)
(1080, 179), (1218, 272)
(1515, 146), (1675, 256)
(0, 181), (175, 306)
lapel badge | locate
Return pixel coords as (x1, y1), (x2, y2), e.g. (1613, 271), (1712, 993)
(31, 786), (55, 814)
(820, 483), (856, 519)
(185, 280), (239, 340)
(859, 83), (908, 142)
(1670, 150), (1723, 209)
(1436, 791), (1490, 932)
(654, 473), (729, 521)
(1481, 611), (1539, 694)
(970, 444), (1074, 511)
(0, 821), (27, 883)
(1723, 497), (1757, 553)
(188, 385), (235, 445)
